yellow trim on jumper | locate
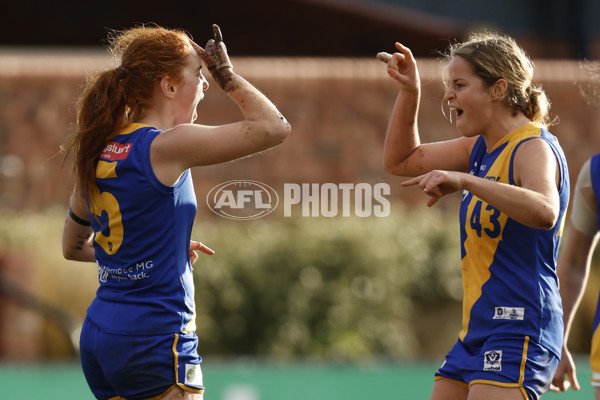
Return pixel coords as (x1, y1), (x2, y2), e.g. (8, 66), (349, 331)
(96, 160), (118, 179)
(116, 123), (152, 135)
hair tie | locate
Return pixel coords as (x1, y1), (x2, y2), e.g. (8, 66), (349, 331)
(115, 66), (128, 79)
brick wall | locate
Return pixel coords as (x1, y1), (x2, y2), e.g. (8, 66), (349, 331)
(1, 50), (597, 217)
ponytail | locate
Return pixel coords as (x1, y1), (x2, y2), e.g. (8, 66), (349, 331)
(64, 68), (129, 211)
(524, 85), (552, 127)
(62, 24), (193, 213)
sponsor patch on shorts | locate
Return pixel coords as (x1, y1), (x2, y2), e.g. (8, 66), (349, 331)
(493, 306), (524, 320)
(185, 364), (203, 386)
(483, 350), (502, 371)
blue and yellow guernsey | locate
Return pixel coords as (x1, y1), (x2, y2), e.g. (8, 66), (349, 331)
(459, 123), (569, 358)
(589, 154), (600, 377)
(86, 123), (198, 335)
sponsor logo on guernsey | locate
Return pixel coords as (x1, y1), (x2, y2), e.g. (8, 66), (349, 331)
(493, 306), (525, 320)
(97, 260), (153, 282)
(185, 364), (203, 386)
(483, 350), (502, 371)
(100, 141), (133, 161)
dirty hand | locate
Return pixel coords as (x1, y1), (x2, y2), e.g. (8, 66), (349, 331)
(198, 24), (234, 89)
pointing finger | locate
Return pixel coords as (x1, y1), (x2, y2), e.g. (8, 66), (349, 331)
(190, 240), (215, 255)
(395, 42), (409, 52)
(395, 42), (415, 61)
(199, 244), (215, 255)
(401, 175), (425, 187)
(197, 242), (215, 255)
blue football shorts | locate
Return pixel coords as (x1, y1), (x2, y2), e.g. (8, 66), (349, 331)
(435, 334), (559, 400)
(80, 317), (205, 400)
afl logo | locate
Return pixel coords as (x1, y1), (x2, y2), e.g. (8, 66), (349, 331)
(206, 180), (279, 220)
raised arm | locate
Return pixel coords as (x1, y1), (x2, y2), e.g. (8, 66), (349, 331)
(381, 43), (474, 177)
(151, 25), (291, 184)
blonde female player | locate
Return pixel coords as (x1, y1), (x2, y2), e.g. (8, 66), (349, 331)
(379, 32), (569, 400)
(62, 24), (290, 400)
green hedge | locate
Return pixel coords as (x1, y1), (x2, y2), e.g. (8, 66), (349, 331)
(8, 205), (598, 360)
(0, 205), (468, 360)
(191, 204), (462, 360)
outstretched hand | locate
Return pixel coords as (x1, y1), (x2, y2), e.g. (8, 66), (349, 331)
(195, 24), (234, 89)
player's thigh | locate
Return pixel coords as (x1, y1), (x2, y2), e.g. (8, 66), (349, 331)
(183, 391), (204, 400)
(595, 386), (600, 400)
(158, 387), (204, 400)
(468, 383), (525, 400)
(430, 377), (468, 400)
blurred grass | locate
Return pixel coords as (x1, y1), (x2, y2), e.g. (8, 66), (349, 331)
(0, 357), (594, 400)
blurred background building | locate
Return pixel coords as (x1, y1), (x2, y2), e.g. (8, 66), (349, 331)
(2, 1), (600, 399)
(2, 0), (599, 59)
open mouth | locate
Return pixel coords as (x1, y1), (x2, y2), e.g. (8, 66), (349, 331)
(449, 106), (464, 121)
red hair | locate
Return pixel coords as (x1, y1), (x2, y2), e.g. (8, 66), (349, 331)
(64, 25), (193, 211)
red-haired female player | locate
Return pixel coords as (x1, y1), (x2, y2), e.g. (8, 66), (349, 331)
(62, 24), (290, 400)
